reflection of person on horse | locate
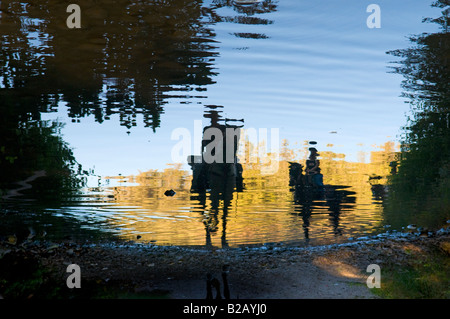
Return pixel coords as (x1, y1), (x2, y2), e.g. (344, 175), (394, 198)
(189, 110), (243, 249)
(305, 147), (323, 187)
(201, 111), (240, 206)
(189, 110), (243, 195)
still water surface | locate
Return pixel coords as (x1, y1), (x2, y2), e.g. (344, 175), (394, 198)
(0, 0), (447, 248)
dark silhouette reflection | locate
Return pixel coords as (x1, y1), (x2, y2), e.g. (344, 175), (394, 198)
(305, 147), (324, 188)
(206, 264), (230, 299)
(368, 175), (387, 201)
(188, 105), (244, 248)
(289, 144), (355, 243)
(289, 145), (324, 194)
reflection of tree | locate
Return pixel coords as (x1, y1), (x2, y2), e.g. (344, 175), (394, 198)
(0, 112), (85, 202)
(0, 0), (219, 131)
(0, 0), (278, 132)
(386, 1), (450, 222)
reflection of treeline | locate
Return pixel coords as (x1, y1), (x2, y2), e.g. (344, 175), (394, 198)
(0, 0), (278, 131)
(109, 165), (192, 211)
(111, 141), (395, 212)
(0, 0), (219, 131)
(98, 142), (393, 244)
(0, 113), (84, 201)
(386, 1), (450, 220)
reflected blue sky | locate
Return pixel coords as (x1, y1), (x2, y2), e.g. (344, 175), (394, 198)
(42, 0), (440, 177)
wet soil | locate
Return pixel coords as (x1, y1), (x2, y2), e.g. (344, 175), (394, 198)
(1, 231), (449, 299)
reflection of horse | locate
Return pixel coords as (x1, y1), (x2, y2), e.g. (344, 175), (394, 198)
(288, 161), (324, 198)
(288, 161), (356, 240)
(289, 161), (355, 201)
(188, 156), (244, 194)
(188, 107), (245, 248)
(188, 155), (244, 248)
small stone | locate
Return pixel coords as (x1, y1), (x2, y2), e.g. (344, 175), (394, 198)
(47, 244), (60, 251)
(164, 189), (176, 197)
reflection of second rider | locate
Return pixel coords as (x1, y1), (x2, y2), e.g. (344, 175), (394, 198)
(305, 147), (323, 187)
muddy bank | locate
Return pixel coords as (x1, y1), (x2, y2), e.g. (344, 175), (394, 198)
(1, 228), (449, 299)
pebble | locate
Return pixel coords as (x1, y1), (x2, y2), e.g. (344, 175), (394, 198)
(436, 227), (450, 236)
(164, 189), (176, 197)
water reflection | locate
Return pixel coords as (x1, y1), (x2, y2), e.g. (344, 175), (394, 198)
(207, 0), (277, 21)
(384, 1), (450, 228)
(0, 136), (402, 247)
(0, 0), (278, 130)
(1, 0), (448, 248)
(188, 105), (245, 247)
(288, 143), (356, 244)
(0, 0), (220, 130)
(0, 117), (86, 203)
(208, 0), (277, 41)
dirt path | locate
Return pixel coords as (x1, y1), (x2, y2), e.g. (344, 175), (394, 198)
(1, 232), (449, 299)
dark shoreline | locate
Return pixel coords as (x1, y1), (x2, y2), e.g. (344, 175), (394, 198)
(1, 225), (449, 299)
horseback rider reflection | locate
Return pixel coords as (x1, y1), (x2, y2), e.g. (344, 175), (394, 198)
(305, 147), (323, 187)
(289, 144), (355, 243)
(188, 107), (244, 248)
(202, 109), (240, 208)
